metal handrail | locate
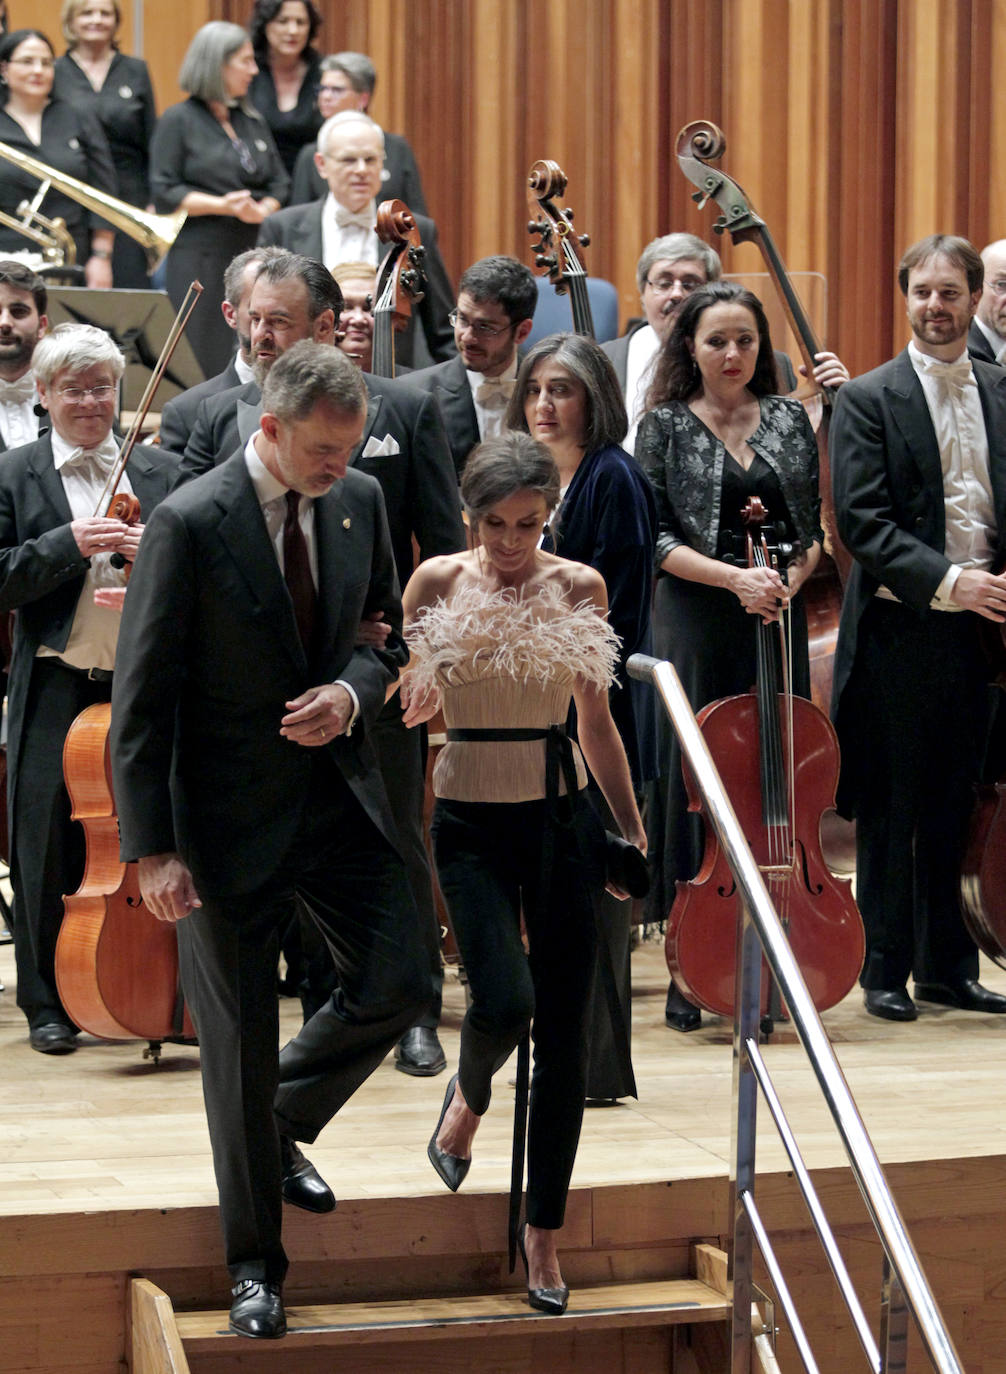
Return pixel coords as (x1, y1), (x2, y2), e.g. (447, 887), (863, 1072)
(628, 653), (965, 1374)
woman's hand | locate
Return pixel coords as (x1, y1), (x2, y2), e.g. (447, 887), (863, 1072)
(221, 190), (264, 223)
(730, 564), (788, 623)
(400, 677), (441, 728)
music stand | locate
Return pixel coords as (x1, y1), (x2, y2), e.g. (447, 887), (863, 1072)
(44, 286), (205, 411)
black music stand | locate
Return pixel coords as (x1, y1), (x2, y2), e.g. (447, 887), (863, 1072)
(44, 286), (205, 410)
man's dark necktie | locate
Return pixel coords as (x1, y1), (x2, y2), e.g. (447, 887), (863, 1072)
(283, 489), (316, 650)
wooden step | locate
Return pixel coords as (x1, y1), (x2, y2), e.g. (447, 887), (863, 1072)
(174, 1278), (730, 1353)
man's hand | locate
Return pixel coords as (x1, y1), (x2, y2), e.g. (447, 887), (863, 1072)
(71, 516), (132, 559)
(280, 682), (354, 746)
(356, 610), (392, 648)
(950, 568), (1006, 621)
(798, 350), (850, 390)
(138, 852), (202, 923)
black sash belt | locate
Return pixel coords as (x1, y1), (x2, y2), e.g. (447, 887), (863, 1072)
(445, 724), (635, 1269)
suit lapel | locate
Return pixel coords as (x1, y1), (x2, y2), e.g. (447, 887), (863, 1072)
(27, 434), (74, 524)
(237, 398), (262, 446)
(349, 389), (383, 466)
(882, 350), (943, 491)
(214, 455), (307, 674)
(975, 365), (1006, 542)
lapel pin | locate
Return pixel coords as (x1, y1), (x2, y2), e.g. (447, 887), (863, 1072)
(343, 517), (352, 529)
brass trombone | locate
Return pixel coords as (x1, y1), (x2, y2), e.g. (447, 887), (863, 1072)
(0, 139), (185, 272)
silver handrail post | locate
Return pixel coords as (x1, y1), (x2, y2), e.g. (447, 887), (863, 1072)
(729, 900), (762, 1374)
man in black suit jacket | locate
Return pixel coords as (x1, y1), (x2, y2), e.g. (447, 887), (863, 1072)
(0, 260), (47, 452)
(0, 324), (177, 1052)
(967, 239), (1006, 364)
(257, 111), (455, 371)
(831, 234), (1006, 1024)
(176, 252), (464, 1076)
(408, 256), (536, 478)
(111, 343), (427, 1339)
(158, 247), (289, 455)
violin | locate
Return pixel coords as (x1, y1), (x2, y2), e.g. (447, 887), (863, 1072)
(676, 120), (850, 715)
(526, 159), (594, 336)
(665, 498), (864, 1020)
(371, 199), (427, 378)
(54, 283), (202, 1058)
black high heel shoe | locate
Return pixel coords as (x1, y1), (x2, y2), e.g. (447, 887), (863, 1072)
(427, 1072), (471, 1192)
(518, 1222), (569, 1315)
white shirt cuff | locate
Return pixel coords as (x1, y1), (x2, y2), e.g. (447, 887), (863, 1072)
(932, 564), (961, 608)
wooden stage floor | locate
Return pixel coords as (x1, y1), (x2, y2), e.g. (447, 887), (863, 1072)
(3, 931), (1006, 1220)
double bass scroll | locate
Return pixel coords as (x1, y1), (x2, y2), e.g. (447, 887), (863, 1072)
(525, 159), (595, 337)
(371, 199), (428, 379)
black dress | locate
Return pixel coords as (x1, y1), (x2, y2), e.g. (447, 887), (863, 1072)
(150, 98), (289, 378)
(248, 54), (321, 178)
(52, 51), (156, 286)
(0, 99), (117, 267)
(637, 399), (821, 932)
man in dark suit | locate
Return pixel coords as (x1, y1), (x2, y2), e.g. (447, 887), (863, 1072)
(177, 252), (464, 1077)
(158, 247), (288, 456)
(289, 52), (428, 214)
(0, 260), (47, 453)
(0, 323), (177, 1052)
(408, 256), (536, 478)
(110, 342), (428, 1339)
(831, 233), (1006, 1023)
(968, 239), (1006, 364)
(257, 111), (455, 371)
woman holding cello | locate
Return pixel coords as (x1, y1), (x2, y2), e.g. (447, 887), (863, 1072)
(637, 281), (824, 1030)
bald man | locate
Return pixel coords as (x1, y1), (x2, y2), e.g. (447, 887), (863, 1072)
(969, 240), (1006, 364)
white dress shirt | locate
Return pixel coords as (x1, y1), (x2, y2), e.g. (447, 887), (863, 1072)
(320, 194), (379, 273)
(0, 371), (40, 450)
(36, 431), (131, 672)
(244, 434), (359, 730)
(623, 324), (661, 454)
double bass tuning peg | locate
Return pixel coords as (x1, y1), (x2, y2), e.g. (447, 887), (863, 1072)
(578, 233), (590, 248)
(527, 218), (549, 235)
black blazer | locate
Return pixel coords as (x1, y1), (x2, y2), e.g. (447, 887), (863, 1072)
(158, 359), (242, 456)
(176, 374), (464, 590)
(406, 354), (480, 478)
(52, 52), (156, 206)
(256, 199), (455, 368)
(0, 434), (177, 821)
(968, 320), (999, 364)
(290, 130), (427, 215)
(110, 455), (406, 898)
(830, 348), (1006, 715)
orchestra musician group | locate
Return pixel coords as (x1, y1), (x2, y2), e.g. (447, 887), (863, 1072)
(4, 2), (1006, 1345)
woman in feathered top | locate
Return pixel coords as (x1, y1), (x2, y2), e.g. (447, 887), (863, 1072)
(401, 431), (645, 1315)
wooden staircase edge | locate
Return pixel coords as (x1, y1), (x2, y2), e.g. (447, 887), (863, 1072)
(130, 1277), (191, 1374)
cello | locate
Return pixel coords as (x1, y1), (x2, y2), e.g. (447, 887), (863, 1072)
(526, 159), (595, 337)
(665, 498), (864, 1020)
(54, 284), (202, 1058)
(371, 198), (428, 379)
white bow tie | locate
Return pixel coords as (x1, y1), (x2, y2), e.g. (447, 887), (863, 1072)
(59, 443), (118, 472)
(334, 205), (374, 231)
(916, 355), (974, 388)
(0, 373), (35, 404)
(475, 378), (515, 407)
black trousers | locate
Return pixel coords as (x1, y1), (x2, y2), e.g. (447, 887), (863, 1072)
(10, 659), (111, 1029)
(176, 756), (428, 1284)
(431, 796), (602, 1230)
(842, 600), (988, 990)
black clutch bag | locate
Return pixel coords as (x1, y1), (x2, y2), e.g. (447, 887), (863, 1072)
(605, 832), (650, 898)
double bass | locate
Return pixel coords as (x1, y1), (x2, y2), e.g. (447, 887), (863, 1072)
(526, 159), (595, 337)
(371, 198), (428, 379)
(666, 499), (864, 1019)
(54, 285), (202, 1059)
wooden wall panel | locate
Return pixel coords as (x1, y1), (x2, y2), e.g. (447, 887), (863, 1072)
(14, 1), (1006, 376)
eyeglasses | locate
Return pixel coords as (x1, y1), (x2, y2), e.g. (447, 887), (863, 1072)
(449, 309), (514, 340)
(56, 384), (115, 403)
(645, 274), (705, 295)
(986, 278), (1006, 296)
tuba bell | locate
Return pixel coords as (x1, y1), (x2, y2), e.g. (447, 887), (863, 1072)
(0, 140), (185, 272)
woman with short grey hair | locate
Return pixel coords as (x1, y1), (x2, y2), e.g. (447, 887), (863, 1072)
(150, 21), (289, 377)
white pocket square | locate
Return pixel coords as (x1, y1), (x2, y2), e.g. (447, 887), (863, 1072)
(360, 433), (401, 458)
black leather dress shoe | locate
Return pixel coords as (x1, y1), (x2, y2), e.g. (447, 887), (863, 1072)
(665, 984), (702, 1032)
(427, 1072), (471, 1191)
(914, 979), (1006, 1013)
(29, 1022), (79, 1054)
(395, 1025), (447, 1076)
(863, 988), (917, 1021)
(280, 1136), (336, 1213)
(229, 1280), (286, 1339)
(518, 1223), (569, 1315)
